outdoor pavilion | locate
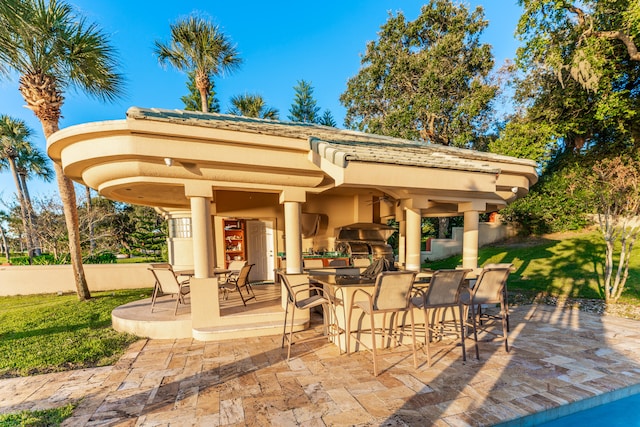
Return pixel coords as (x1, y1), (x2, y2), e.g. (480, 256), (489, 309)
(47, 107), (538, 341)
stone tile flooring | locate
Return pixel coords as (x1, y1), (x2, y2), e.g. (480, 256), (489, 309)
(1, 304), (640, 426)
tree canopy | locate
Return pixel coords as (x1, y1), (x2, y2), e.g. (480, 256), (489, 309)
(288, 80), (320, 123)
(340, 0), (497, 147)
(155, 15), (241, 113)
(228, 94), (279, 120)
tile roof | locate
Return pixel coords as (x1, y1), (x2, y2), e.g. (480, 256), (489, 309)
(309, 137), (500, 173)
(127, 107), (537, 172)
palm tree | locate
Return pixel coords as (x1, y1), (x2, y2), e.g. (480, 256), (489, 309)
(16, 144), (53, 254)
(0, 115), (36, 259)
(0, 210), (10, 262)
(0, 0), (124, 300)
(154, 16), (241, 113)
(228, 94), (279, 120)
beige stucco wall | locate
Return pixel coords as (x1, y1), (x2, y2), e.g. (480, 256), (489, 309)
(0, 264), (155, 296)
(423, 222), (517, 262)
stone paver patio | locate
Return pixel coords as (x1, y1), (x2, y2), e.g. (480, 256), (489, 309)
(1, 303), (640, 426)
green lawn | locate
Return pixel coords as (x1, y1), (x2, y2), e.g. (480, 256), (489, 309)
(0, 289), (148, 378)
(426, 229), (640, 305)
(0, 404), (75, 427)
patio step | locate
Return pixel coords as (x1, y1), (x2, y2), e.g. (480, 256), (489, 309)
(193, 318), (306, 341)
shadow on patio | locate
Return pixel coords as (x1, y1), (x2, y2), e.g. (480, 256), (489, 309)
(1, 299), (640, 425)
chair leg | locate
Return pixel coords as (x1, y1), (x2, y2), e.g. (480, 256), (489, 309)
(174, 293), (180, 315)
(370, 312), (378, 376)
(470, 303), (480, 360)
(281, 303), (289, 349)
(501, 300), (509, 352)
(151, 282), (159, 313)
(346, 304), (354, 355)
(458, 304), (467, 362)
(287, 305), (296, 360)
(424, 308), (432, 367)
(409, 308), (418, 369)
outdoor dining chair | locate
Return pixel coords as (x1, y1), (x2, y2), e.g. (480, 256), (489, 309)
(347, 270), (418, 376)
(482, 262), (515, 331)
(278, 272), (343, 361)
(460, 266), (512, 355)
(411, 269), (476, 367)
(221, 260), (247, 284)
(219, 263), (256, 306)
(148, 263), (191, 315)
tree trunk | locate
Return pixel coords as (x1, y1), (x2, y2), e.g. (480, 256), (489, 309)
(19, 171), (40, 255)
(85, 185), (95, 255)
(52, 163), (91, 300)
(8, 156), (34, 262)
(0, 225), (9, 262)
(438, 217), (449, 239)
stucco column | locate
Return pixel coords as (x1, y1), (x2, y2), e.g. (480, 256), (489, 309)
(398, 220), (406, 268)
(461, 206), (481, 269)
(405, 208), (422, 271)
(190, 196), (214, 278)
(284, 201), (303, 274)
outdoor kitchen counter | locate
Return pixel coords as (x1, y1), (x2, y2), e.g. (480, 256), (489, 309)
(309, 273), (429, 352)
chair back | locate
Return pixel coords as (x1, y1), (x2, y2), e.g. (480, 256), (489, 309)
(372, 271), (416, 311)
(149, 265), (181, 294)
(235, 263), (253, 285)
(278, 272), (309, 303)
(227, 260), (247, 273)
(473, 268), (510, 302)
(303, 258), (324, 269)
(423, 269), (469, 307)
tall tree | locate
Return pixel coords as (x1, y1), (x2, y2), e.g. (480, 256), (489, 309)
(228, 94), (279, 119)
(181, 70), (220, 112)
(340, 0), (497, 147)
(155, 15), (241, 113)
(15, 143), (53, 255)
(0, 0), (124, 300)
(0, 210), (10, 262)
(288, 80), (320, 123)
(318, 109), (337, 127)
(0, 115), (36, 259)
(515, 0), (640, 150)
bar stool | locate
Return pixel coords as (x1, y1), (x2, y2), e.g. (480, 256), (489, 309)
(278, 272), (343, 360)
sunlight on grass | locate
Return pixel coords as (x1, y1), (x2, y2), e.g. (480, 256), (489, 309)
(0, 290), (148, 378)
(426, 230), (640, 304)
(0, 403), (75, 427)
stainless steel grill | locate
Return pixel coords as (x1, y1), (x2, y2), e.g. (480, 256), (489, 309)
(335, 223), (395, 264)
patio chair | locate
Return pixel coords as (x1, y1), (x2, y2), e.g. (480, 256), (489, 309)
(148, 264), (190, 315)
(460, 266), (511, 355)
(411, 269), (476, 367)
(221, 260), (247, 284)
(482, 263), (514, 331)
(278, 272), (343, 360)
(219, 263), (256, 306)
(347, 271), (418, 376)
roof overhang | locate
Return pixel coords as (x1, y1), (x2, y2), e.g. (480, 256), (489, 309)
(47, 107), (538, 212)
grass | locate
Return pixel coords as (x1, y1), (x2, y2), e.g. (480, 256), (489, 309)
(426, 229), (640, 306)
(0, 403), (76, 427)
(0, 289), (148, 378)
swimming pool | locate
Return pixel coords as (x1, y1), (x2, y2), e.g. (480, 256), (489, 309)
(497, 384), (640, 426)
(537, 392), (640, 426)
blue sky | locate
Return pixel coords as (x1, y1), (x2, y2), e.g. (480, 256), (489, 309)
(0, 0), (523, 201)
